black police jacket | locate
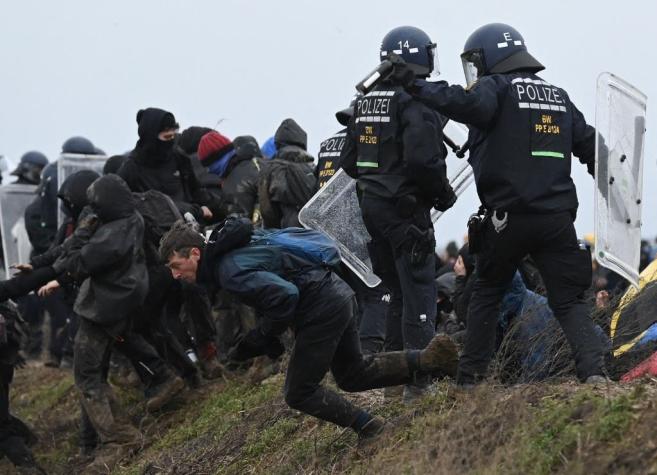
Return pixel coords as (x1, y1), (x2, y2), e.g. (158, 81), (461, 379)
(341, 83), (451, 202)
(316, 129), (347, 188)
(411, 72), (596, 214)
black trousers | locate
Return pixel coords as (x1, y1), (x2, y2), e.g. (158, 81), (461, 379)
(0, 365), (39, 468)
(284, 298), (418, 428)
(360, 195), (436, 352)
(458, 211), (605, 384)
(338, 265), (388, 354)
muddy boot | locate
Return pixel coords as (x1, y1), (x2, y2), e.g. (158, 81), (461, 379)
(246, 356), (280, 384)
(145, 375), (185, 412)
(357, 416), (391, 448)
(199, 357), (224, 380)
(419, 334), (459, 378)
(198, 341), (224, 380)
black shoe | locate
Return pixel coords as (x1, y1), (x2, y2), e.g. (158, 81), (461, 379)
(357, 416), (389, 447)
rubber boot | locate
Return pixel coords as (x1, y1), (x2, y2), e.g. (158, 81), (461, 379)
(419, 334), (459, 378)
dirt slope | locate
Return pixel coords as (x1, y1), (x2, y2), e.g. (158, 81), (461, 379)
(3, 364), (657, 475)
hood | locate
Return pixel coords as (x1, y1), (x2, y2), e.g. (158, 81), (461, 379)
(57, 170), (101, 220)
(103, 154), (128, 175)
(260, 136), (277, 159)
(274, 118), (307, 150)
(435, 272), (456, 299)
(233, 135), (263, 160)
(207, 149), (237, 179)
(179, 126), (213, 156)
(204, 216), (253, 263)
(134, 107), (178, 165)
(86, 174), (136, 222)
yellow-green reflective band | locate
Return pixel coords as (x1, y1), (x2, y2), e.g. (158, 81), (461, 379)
(532, 151), (565, 158)
(357, 161), (379, 168)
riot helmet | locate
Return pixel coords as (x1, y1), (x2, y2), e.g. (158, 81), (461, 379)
(335, 94), (361, 127)
(11, 151), (48, 184)
(461, 23), (544, 87)
(62, 136), (96, 155)
(380, 26), (438, 79)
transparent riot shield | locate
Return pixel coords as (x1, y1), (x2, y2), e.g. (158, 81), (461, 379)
(0, 184), (37, 279)
(594, 73), (647, 289)
(298, 169), (380, 287)
(299, 121), (474, 287)
(57, 153), (107, 227)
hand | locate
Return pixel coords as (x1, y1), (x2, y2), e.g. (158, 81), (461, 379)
(201, 206), (213, 220)
(228, 329), (284, 361)
(433, 186), (457, 212)
(388, 54), (416, 88)
(38, 280), (60, 297)
(595, 290), (610, 309)
(454, 255), (467, 277)
(10, 263), (33, 273)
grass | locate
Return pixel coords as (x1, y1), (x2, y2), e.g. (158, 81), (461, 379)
(6, 365), (657, 475)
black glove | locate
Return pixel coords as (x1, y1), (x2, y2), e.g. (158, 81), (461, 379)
(388, 54), (416, 89)
(433, 185), (457, 212)
(228, 329), (284, 361)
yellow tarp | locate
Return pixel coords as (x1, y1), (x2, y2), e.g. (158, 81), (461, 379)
(611, 259), (657, 357)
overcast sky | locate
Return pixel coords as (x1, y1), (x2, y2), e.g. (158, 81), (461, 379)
(1, 0), (654, 247)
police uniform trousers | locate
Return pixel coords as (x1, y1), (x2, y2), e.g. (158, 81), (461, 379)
(360, 194), (437, 352)
(457, 211), (605, 384)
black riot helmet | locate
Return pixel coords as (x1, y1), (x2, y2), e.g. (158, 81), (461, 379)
(62, 136), (96, 155)
(335, 94), (361, 127)
(461, 23), (544, 87)
(11, 151), (48, 184)
(380, 26), (438, 79)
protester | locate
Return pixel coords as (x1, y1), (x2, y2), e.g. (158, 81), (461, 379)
(258, 119), (316, 228)
(159, 217), (458, 441)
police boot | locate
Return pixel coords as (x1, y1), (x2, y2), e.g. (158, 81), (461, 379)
(418, 334), (459, 378)
(357, 416), (392, 448)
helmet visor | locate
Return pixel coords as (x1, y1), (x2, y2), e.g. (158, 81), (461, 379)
(427, 44), (441, 81)
(461, 49), (484, 87)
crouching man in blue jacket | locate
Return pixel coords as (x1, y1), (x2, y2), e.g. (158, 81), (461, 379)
(159, 217), (458, 442)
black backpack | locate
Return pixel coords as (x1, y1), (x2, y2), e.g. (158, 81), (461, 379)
(133, 190), (182, 250)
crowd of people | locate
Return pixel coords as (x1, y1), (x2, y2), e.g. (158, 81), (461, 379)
(0, 21), (651, 474)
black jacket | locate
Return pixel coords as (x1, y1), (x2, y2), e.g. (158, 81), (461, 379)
(341, 83), (451, 202)
(259, 119), (317, 228)
(55, 175), (148, 325)
(118, 109), (223, 221)
(223, 136), (264, 219)
(411, 72), (596, 213)
(24, 163), (58, 256)
(197, 217), (353, 337)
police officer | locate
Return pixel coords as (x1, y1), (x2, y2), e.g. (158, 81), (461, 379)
(318, 98), (389, 354)
(395, 23), (606, 385)
(341, 26), (456, 400)
(316, 98), (356, 188)
(10, 151), (48, 185)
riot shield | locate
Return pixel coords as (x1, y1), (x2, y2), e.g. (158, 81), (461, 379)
(299, 121), (474, 287)
(298, 169), (380, 287)
(0, 184), (37, 279)
(57, 153), (107, 227)
(594, 73), (647, 288)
